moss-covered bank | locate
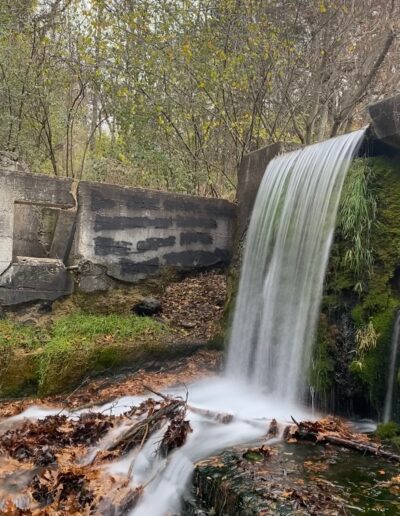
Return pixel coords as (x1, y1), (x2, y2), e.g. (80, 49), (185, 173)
(0, 313), (170, 397)
(311, 156), (400, 420)
(0, 271), (227, 398)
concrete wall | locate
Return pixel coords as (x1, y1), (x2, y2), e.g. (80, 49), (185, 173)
(72, 182), (235, 291)
(0, 170), (235, 305)
(236, 142), (284, 239)
(3, 94), (399, 307)
(368, 94), (400, 150)
(0, 170), (76, 276)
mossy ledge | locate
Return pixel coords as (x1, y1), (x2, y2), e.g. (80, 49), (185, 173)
(310, 156), (400, 420)
(0, 271), (227, 398)
(0, 313), (172, 397)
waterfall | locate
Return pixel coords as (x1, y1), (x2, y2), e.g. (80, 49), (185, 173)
(226, 129), (366, 402)
(4, 131), (369, 516)
(383, 310), (400, 422)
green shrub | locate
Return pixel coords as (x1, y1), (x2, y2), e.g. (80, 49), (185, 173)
(376, 421), (400, 440)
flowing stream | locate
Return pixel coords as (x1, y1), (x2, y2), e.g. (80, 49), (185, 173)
(129, 129), (366, 513)
(5, 130), (367, 514)
(227, 129), (366, 401)
(383, 309), (400, 422)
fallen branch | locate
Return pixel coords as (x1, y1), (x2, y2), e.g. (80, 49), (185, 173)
(143, 384), (170, 402)
(158, 413), (192, 457)
(289, 418), (400, 463)
(107, 399), (185, 452)
(319, 434), (400, 462)
(187, 405), (233, 424)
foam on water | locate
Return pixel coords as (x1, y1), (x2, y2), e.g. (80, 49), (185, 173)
(128, 377), (312, 515)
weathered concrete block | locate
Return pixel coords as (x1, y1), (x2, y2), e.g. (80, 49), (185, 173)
(0, 170), (76, 275)
(0, 257), (74, 305)
(75, 260), (114, 293)
(236, 142), (283, 238)
(368, 94), (400, 150)
(73, 181), (236, 283)
(13, 204), (59, 258)
(0, 169), (235, 300)
(50, 210), (77, 261)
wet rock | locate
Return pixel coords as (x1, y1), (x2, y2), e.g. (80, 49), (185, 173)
(180, 321), (196, 329)
(38, 301), (53, 314)
(132, 297), (162, 316)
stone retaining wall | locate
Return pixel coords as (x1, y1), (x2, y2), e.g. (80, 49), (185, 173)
(0, 172), (235, 305)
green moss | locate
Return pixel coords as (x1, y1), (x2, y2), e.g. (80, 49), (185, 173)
(0, 313), (169, 397)
(376, 421), (400, 440)
(389, 435), (400, 449)
(0, 320), (48, 351)
(243, 450), (264, 462)
(321, 156), (400, 416)
(51, 312), (165, 341)
(0, 349), (41, 397)
(37, 313), (168, 395)
(310, 316), (335, 395)
(361, 304), (397, 405)
(0, 321), (49, 397)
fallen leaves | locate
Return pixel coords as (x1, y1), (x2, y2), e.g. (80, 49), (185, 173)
(380, 474), (400, 495)
(303, 460), (329, 472)
(0, 387), (195, 514)
(0, 349), (221, 418)
(0, 346), (221, 512)
(160, 272), (226, 341)
(0, 413), (115, 466)
(159, 414), (192, 457)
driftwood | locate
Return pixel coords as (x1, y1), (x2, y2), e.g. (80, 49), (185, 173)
(289, 417), (400, 463)
(107, 399), (184, 452)
(187, 405), (234, 424)
(144, 383), (235, 424)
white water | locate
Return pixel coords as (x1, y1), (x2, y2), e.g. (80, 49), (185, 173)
(226, 129), (366, 402)
(6, 378), (312, 514)
(4, 130), (367, 514)
(383, 310), (400, 422)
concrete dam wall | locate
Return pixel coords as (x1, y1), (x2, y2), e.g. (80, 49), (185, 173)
(0, 171), (236, 306)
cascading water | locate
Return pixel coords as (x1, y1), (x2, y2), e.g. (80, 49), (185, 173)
(6, 130), (367, 516)
(227, 129), (366, 402)
(383, 309), (400, 422)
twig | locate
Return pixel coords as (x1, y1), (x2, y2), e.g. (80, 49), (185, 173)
(143, 384), (170, 401)
(291, 416), (300, 427)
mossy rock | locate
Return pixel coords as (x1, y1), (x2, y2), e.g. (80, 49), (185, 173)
(317, 156), (400, 417)
(0, 348), (41, 397)
(309, 315), (335, 396)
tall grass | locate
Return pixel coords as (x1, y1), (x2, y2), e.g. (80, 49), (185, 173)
(338, 159), (377, 292)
